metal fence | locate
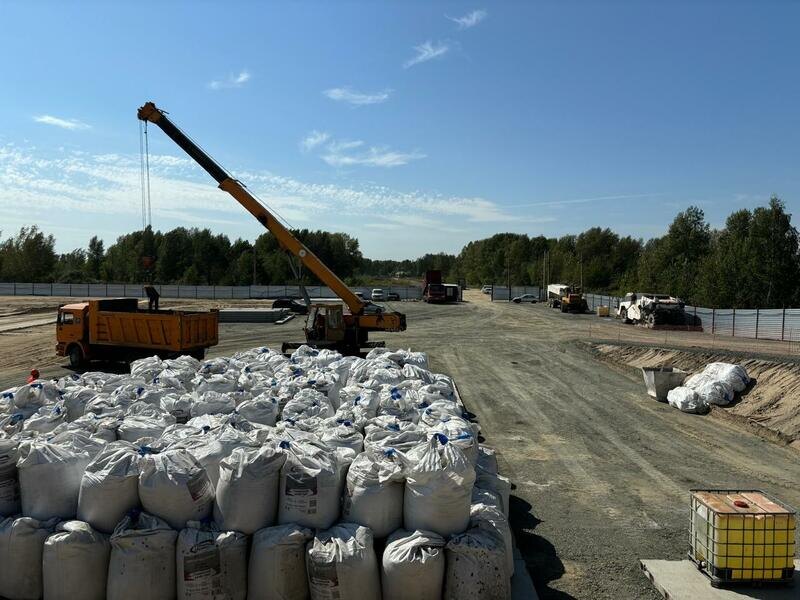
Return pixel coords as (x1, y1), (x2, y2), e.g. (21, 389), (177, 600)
(489, 286), (541, 301)
(583, 292), (800, 342)
(0, 282), (423, 301)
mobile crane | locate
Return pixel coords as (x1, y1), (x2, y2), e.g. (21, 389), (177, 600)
(137, 102), (406, 355)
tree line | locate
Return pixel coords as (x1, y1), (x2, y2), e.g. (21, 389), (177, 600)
(1, 196), (797, 308)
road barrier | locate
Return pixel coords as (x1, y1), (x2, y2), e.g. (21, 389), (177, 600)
(0, 283), (423, 301)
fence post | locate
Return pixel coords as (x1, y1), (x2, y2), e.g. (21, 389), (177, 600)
(781, 308), (786, 341)
(755, 308), (759, 339)
(732, 308), (736, 337)
(712, 308), (715, 334)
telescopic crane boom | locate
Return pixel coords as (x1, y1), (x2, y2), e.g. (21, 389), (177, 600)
(137, 102), (406, 354)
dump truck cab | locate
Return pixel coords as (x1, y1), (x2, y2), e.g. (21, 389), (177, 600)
(56, 303), (90, 367)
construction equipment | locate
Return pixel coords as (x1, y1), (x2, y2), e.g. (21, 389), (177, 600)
(137, 102), (406, 355)
(547, 283), (587, 313)
(423, 270), (446, 303)
(618, 292), (700, 328)
(56, 298), (218, 367)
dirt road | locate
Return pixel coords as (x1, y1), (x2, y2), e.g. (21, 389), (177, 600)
(1, 292), (798, 599)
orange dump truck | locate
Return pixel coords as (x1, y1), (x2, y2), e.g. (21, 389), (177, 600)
(56, 298), (219, 367)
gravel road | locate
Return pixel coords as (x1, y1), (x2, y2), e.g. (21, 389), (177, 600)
(1, 291), (798, 599)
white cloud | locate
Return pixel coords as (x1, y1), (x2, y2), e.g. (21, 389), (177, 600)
(321, 146), (426, 168)
(208, 70), (251, 90)
(33, 115), (91, 131)
(300, 130), (330, 152)
(447, 9), (487, 29)
(323, 87), (392, 106)
(403, 41), (450, 69)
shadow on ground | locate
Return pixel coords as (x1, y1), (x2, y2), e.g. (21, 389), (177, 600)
(510, 494), (577, 600)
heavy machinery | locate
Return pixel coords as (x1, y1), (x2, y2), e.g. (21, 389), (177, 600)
(617, 292), (700, 328)
(547, 283), (587, 313)
(137, 102), (406, 355)
(56, 298), (218, 367)
(423, 270), (446, 303)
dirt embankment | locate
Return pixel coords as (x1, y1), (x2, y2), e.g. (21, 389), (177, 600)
(591, 343), (800, 449)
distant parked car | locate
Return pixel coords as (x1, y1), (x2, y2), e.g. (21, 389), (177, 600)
(354, 291), (365, 300)
(371, 288), (385, 301)
(272, 297), (308, 314)
(386, 292), (400, 301)
(512, 294), (538, 304)
(481, 285), (493, 294)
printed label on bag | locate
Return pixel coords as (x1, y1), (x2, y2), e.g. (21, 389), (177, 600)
(187, 472), (213, 503)
(309, 561), (340, 600)
(284, 471), (318, 514)
(183, 546), (221, 597)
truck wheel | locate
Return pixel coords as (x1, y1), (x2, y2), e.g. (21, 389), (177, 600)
(68, 345), (84, 369)
(190, 348), (206, 360)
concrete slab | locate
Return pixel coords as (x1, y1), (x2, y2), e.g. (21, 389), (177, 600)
(640, 560), (797, 600)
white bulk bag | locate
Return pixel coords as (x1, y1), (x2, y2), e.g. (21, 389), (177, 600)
(404, 434), (476, 537)
(428, 418), (479, 465)
(107, 512), (177, 600)
(176, 522), (247, 600)
(685, 372), (735, 406)
(277, 439), (344, 530)
(17, 440), (94, 520)
(342, 448), (405, 538)
(307, 523), (381, 600)
(61, 387), (98, 421)
(13, 380), (60, 410)
(470, 501), (514, 578)
(42, 520), (111, 600)
(0, 438), (20, 515)
(702, 362), (750, 392)
(22, 403), (66, 434)
(78, 442), (141, 533)
(321, 421), (364, 454)
(282, 389), (334, 422)
(381, 529), (446, 600)
(190, 390), (236, 417)
(666, 386), (709, 414)
(475, 469), (512, 517)
(118, 412), (176, 443)
(338, 386), (380, 418)
(171, 426), (255, 488)
(235, 394), (279, 426)
(248, 524), (313, 600)
(138, 449), (214, 529)
(444, 528), (510, 600)
(214, 445), (286, 534)
(0, 515), (58, 600)
(130, 356), (164, 382)
(161, 393), (194, 423)
(364, 420), (426, 454)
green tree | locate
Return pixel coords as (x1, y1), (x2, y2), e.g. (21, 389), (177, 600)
(0, 226), (57, 282)
(85, 236), (104, 281)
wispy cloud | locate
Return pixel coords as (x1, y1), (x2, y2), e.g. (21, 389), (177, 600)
(300, 130), (330, 152)
(504, 193), (661, 209)
(321, 146), (426, 168)
(208, 70), (251, 90)
(33, 115), (91, 131)
(323, 87), (392, 106)
(447, 9), (487, 29)
(403, 41), (450, 69)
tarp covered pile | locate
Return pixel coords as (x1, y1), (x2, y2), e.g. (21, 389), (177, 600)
(666, 362), (750, 414)
(0, 345), (514, 599)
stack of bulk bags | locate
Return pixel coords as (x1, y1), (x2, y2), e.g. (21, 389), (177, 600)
(381, 529), (446, 600)
(107, 512), (177, 600)
(214, 445), (285, 534)
(277, 439), (344, 529)
(42, 520), (110, 600)
(17, 439), (100, 520)
(138, 449), (214, 529)
(176, 522), (247, 600)
(306, 523), (381, 600)
(78, 442), (141, 533)
(342, 448), (405, 538)
(0, 438), (20, 515)
(404, 434), (476, 537)
(0, 515), (58, 600)
(248, 524), (313, 600)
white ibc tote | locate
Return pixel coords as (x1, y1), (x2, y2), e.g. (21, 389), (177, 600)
(381, 529), (446, 600)
(42, 520), (110, 600)
(176, 522), (247, 600)
(107, 512), (178, 600)
(248, 524), (313, 600)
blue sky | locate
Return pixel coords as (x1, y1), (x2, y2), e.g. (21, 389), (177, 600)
(1, 1), (798, 259)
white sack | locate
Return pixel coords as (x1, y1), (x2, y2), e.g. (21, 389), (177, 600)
(235, 394), (279, 426)
(176, 522), (247, 600)
(43, 520), (110, 600)
(107, 512), (178, 600)
(667, 386), (710, 414)
(0, 438), (20, 515)
(475, 469), (512, 517)
(306, 523), (381, 600)
(13, 380), (60, 410)
(138, 449), (214, 529)
(118, 412), (176, 443)
(0, 515), (58, 600)
(470, 501), (514, 578)
(214, 445), (285, 534)
(17, 440), (94, 520)
(404, 433), (476, 537)
(22, 403), (66, 434)
(190, 390), (236, 417)
(382, 529), (446, 600)
(702, 362), (750, 392)
(444, 528), (510, 600)
(277, 439), (344, 530)
(684, 373), (734, 406)
(342, 448), (405, 538)
(320, 421), (364, 454)
(171, 426), (255, 488)
(248, 524), (312, 600)
(78, 442), (141, 533)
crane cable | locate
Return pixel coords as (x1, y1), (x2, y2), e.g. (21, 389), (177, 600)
(138, 120), (152, 230)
